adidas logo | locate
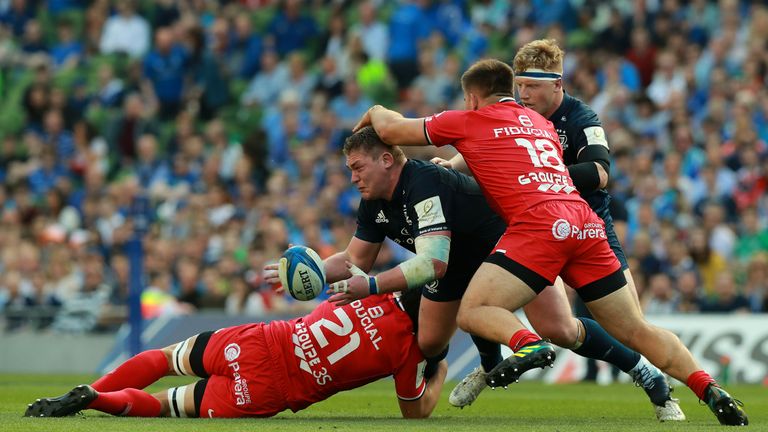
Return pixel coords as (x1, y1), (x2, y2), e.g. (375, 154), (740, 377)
(375, 210), (389, 224)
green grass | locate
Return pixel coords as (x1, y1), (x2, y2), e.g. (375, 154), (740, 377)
(0, 374), (765, 431)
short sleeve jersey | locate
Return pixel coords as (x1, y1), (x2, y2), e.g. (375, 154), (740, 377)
(265, 294), (426, 412)
(549, 92), (612, 214)
(354, 159), (505, 254)
(423, 100), (583, 224)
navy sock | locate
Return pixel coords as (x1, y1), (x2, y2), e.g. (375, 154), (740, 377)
(573, 318), (639, 373)
(471, 334), (502, 372)
(424, 345), (449, 380)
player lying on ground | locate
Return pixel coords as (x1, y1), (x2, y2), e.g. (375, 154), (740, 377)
(435, 39), (684, 421)
(354, 58), (748, 426)
(24, 289), (446, 419)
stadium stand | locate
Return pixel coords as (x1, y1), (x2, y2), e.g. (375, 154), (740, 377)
(0, 0), (766, 344)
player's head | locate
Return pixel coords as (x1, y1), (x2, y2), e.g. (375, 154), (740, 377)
(512, 39), (565, 118)
(460, 58), (514, 110)
(343, 126), (406, 200)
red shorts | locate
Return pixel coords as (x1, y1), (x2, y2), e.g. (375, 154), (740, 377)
(491, 200), (624, 300)
(199, 323), (288, 418)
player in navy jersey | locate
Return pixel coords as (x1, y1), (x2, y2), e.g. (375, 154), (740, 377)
(435, 40), (684, 421)
(355, 58), (747, 426)
(24, 290), (446, 419)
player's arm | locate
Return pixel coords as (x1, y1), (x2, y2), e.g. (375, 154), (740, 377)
(353, 105), (428, 147)
(327, 231), (451, 305)
(568, 126), (611, 194)
(398, 359), (448, 419)
(324, 237), (382, 283)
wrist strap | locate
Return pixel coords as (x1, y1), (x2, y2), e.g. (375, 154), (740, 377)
(368, 276), (379, 295)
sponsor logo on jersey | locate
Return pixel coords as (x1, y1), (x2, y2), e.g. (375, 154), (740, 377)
(415, 196), (446, 229)
(375, 210), (389, 224)
(351, 299), (383, 350)
(556, 128), (568, 151)
(492, 126), (557, 141)
(224, 343), (241, 361)
(519, 171), (577, 194)
(551, 219), (606, 241)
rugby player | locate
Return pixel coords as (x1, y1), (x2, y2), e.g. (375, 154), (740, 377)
(24, 290), (447, 419)
(354, 58), (748, 426)
(437, 40), (684, 421)
(297, 127), (683, 422)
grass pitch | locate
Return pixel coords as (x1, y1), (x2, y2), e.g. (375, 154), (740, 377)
(0, 374), (765, 431)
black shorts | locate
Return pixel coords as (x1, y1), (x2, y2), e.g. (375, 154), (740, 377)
(421, 241), (490, 302)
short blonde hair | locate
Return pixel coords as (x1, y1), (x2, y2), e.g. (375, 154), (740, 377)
(512, 39), (564, 76)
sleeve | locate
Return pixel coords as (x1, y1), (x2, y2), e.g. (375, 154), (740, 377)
(393, 341), (427, 400)
(404, 167), (452, 237)
(353, 200), (386, 243)
(423, 110), (468, 147)
(573, 110), (608, 158)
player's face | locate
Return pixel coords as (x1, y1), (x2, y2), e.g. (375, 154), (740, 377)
(346, 150), (391, 200)
(515, 77), (560, 117)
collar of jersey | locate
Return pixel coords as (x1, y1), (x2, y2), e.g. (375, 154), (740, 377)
(548, 91), (574, 122)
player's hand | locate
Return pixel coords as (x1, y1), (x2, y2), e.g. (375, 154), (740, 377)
(353, 105), (379, 132)
(262, 263), (284, 293)
(327, 275), (370, 305)
(430, 157), (452, 168)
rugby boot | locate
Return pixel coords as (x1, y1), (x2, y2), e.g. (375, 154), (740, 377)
(704, 384), (748, 426)
(485, 340), (556, 388)
(629, 359), (686, 421)
(449, 366), (487, 407)
(24, 384), (97, 417)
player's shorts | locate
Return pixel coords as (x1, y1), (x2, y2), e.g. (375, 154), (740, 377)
(188, 323), (289, 418)
(486, 200), (626, 302)
(422, 239), (492, 302)
(586, 191), (629, 270)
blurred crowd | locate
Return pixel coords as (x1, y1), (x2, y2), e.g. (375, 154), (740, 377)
(0, 0), (766, 333)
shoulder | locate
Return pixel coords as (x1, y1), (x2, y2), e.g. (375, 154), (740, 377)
(565, 95), (601, 128)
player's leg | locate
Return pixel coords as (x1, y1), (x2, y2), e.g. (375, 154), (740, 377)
(525, 279), (684, 420)
(417, 296), (460, 358)
(584, 287), (747, 425)
(566, 213), (747, 426)
(456, 257), (555, 388)
(601, 214), (684, 420)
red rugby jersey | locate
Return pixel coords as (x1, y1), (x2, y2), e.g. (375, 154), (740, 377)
(265, 294), (426, 412)
(424, 100), (584, 224)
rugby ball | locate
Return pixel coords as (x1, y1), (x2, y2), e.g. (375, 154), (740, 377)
(278, 246), (326, 301)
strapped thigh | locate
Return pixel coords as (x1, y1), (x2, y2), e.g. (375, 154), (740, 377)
(172, 331), (213, 377)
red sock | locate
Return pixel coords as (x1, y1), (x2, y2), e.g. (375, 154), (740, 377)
(686, 370), (717, 400)
(87, 388), (162, 417)
(508, 329), (540, 352)
(92, 350), (169, 392)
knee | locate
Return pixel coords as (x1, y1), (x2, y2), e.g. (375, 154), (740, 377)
(456, 304), (474, 334)
(418, 334), (448, 359)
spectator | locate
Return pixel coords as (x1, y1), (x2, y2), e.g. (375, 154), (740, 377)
(266, 0), (317, 57)
(700, 271), (750, 313)
(352, 0), (388, 61)
(240, 50), (288, 108)
(106, 93), (157, 163)
(99, 0), (150, 58)
(142, 26), (188, 120)
(643, 273), (678, 315)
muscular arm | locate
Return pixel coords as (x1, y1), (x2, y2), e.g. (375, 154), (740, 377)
(375, 231), (450, 293)
(398, 360), (447, 419)
(324, 237), (382, 283)
(355, 105), (428, 147)
(568, 144), (611, 193)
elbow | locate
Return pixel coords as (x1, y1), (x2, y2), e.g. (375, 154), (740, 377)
(432, 260), (448, 280)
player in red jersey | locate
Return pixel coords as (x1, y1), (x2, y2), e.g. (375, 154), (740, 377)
(352, 58), (748, 426)
(24, 290), (446, 419)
